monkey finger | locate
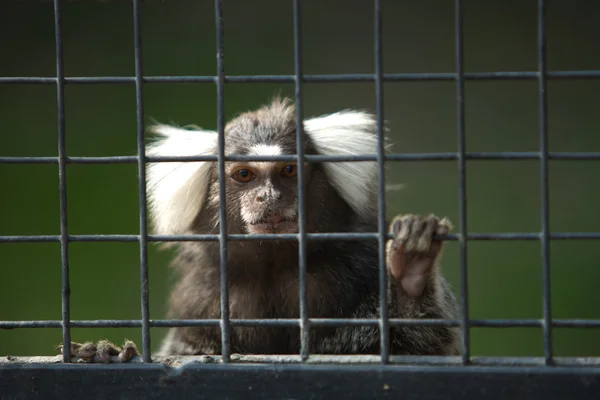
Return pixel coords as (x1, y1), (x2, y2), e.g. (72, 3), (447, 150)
(407, 217), (426, 252)
(72, 341), (97, 361)
(96, 340), (121, 364)
(390, 214), (413, 240)
(119, 339), (140, 362)
(435, 217), (453, 236)
(421, 214), (438, 238)
(386, 240), (405, 280)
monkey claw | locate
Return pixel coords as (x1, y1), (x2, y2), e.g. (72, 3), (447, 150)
(57, 340), (139, 363)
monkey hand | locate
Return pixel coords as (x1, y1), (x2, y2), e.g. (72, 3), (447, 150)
(56, 339), (139, 363)
(386, 214), (453, 298)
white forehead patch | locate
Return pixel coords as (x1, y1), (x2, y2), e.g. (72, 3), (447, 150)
(248, 144), (282, 157)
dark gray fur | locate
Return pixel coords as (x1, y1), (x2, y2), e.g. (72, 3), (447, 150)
(157, 98), (461, 356)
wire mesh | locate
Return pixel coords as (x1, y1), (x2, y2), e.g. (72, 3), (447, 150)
(1, 0), (600, 372)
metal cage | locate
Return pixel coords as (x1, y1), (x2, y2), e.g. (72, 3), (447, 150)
(1, 0), (600, 398)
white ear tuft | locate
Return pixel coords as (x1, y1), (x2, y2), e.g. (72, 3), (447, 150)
(146, 123), (218, 235)
(304, 110), (390, 220)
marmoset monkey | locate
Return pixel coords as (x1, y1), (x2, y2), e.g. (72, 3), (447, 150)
(59, 97), (461, 362)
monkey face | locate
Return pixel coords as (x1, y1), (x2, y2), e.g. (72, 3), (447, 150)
(226, 158), (305, 234)
(147, 97), (379, 239)
(214, 98), (326, 235)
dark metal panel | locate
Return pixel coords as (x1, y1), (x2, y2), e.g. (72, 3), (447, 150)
(1, 364), (599, 400)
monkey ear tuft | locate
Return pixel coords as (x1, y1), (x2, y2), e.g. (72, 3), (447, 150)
(146, 123), (218, 235)
(304, 111), (391, 221)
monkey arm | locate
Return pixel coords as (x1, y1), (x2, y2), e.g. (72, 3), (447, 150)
(385, 214), (462, 355)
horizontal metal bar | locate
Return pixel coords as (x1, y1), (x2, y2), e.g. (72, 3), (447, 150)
(1, 152), (600, 165)
(1, 70), (599, 85)
(0, 235), (62, 243)
(2, 318), (600, 329)
(1, 232), (599, 244)
(2, 354), (600, 368)
(229, 354), (600, 367)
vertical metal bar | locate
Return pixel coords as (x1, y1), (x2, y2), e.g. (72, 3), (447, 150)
(215, 0), (231, 363)
(53, 0), (71, 364)
(293, 0), (310, 362)
(455, 0), (470, 365)
(374, 0), (389, 364)
(132, 0), (151, 363)
(538, 0), (553, 366)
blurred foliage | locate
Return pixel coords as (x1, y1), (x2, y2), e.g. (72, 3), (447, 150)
(0, 0), (599, 357)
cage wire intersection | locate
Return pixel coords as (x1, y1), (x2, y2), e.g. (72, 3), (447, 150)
(1, 0), (600, 398)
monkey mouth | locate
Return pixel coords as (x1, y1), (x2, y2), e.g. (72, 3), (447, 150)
(248, 213), (298, 234)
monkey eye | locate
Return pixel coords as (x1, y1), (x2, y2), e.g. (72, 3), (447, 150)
(281, 164), (298, 178)
(231, 168), (255, 183)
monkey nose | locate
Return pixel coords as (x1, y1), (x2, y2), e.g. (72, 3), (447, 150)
(264, 213), (284, 223)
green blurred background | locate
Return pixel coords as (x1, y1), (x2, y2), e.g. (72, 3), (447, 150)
(1, 0), (599, 358)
